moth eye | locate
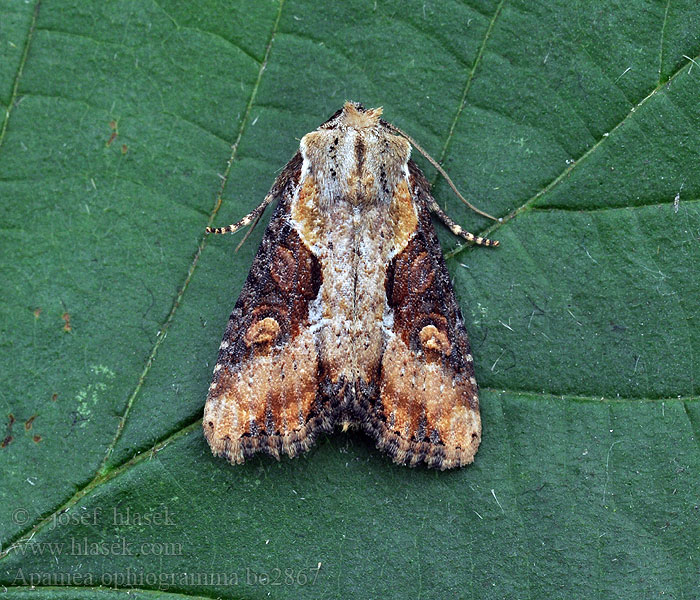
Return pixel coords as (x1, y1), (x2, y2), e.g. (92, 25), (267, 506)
(419, 324), (451, 356)
(244, 317), (281, 347)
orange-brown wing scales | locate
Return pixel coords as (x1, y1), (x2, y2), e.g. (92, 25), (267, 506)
(204, 155), (333, 463)
(361, 164), (481, 469)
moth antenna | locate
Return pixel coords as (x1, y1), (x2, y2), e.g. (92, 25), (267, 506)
(426, 198), (499, 247)
(205, 193), (275, 236)
(385, 122), (499, 222)
(234, 209), (265, 253)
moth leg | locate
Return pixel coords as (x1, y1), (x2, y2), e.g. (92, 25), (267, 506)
(427, 198), (499, 247)
(206, 193), (275, 235)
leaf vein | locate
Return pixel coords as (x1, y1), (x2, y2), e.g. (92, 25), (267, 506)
(530, 196), (700, 214)
(96, 0), (286, 474)
(449, 49), (700, 258)
(432, 0), (506, 186)
(659, 0), (671, 84)
(3, 388), (698, 563)
(0, 0), (41, 154)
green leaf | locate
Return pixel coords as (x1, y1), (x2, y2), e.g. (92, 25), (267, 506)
(2, 0), (699, 598)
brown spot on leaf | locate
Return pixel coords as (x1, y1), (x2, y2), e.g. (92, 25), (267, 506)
(1, 435), (12, 448)
(33, 435), (42, 443)
(25, 415), (37, 431)
(62, 312), (72, 332)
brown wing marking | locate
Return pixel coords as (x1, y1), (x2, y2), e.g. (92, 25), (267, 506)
(362, 162), (481, 469)
(204, 153), (332, 463)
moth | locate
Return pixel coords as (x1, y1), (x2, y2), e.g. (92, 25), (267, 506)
(204, 102), (498, 470)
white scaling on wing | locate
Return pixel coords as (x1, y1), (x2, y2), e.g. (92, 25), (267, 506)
(381, 300), (395, 338)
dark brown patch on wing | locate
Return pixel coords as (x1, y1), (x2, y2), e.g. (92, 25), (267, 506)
(357, 161), (481, 469)
(204, 153), (335, 464)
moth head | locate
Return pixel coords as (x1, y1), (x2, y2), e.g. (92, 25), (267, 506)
(320, 101), (383, 130)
